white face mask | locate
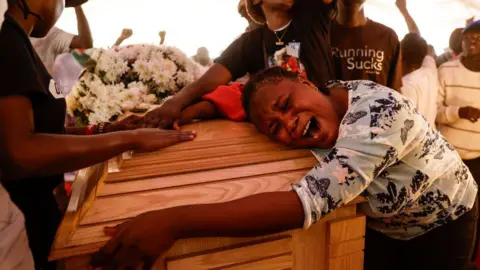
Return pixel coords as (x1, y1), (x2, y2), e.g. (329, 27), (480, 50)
(0, 0), (6, 28)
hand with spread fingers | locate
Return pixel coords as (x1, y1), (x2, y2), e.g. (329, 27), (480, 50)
(132, 129), (196, 152)
(91, 211), (175, 270)
(140, 101), (183, 129)
(104, 115), (142, 133)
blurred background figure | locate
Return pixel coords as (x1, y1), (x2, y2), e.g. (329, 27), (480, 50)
(436, 28), (464, 67)
(192, 47), (213, 68)
(30, 0), (93, 74)
(113, 28), (133, 47)
(396, 0), (438, 127)
(159, 30), (166, 45)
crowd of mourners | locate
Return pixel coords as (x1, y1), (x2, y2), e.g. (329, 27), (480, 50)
(0, 0), (480, 269)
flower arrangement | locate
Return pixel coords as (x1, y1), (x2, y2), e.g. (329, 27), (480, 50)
(66, 44), (204, 125)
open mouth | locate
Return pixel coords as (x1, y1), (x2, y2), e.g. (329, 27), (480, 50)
(302, 117), (320, 139)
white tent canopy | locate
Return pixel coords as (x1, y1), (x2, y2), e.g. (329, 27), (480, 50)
(56, 0), (480, 58)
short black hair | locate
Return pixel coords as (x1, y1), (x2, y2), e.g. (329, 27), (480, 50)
(401, 33), (428, 67)
(242, 67), (328, 120)
(450, 28), (464, 54)
(242, 67), (297, 119)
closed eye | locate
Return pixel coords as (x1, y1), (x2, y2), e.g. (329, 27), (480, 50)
(269, 121), (279, 136)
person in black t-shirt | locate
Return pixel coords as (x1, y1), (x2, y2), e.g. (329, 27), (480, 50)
(141, 0), (337, 129)
(0, 1), (196, 269)
(330, 0), (403, 91)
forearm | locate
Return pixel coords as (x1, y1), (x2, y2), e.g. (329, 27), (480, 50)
(400, 10), (420, 35)
(114, 38), (124, 47)
(170, 64), (232, 109)
(74, 7), (93, 48)
(2, 131), (135, 181)
(436, 105), (460, 124)
(173, 192), (304, 239)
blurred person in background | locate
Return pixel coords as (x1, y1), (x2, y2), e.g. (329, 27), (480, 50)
(436, 28), (464, 67)
(330, 0), (403, 90)
(30, 0), (93, 74)
(396, 0), (438, 128)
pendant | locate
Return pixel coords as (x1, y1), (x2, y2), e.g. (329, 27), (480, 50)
(276, 41), (284, 46)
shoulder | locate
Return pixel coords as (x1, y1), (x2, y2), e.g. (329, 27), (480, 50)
(367, 20), (399, 42)
(0, 18), (34, 60)
(339, 81), (427, 147)
(438, 59), (463, 77)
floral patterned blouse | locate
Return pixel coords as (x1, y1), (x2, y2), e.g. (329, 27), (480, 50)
(293, 80), (478, 240)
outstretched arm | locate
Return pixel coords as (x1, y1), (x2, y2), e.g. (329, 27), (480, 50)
(396, 0), (420, 35)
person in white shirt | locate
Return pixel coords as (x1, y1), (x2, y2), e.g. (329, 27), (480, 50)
(0, 0), (35, 269)
(396, 0), (438, 127)
(437, 21), (480, 170)
(30, 0), (93, 74)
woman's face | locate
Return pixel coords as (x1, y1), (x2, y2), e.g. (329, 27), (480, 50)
(31, 0), (64, 38)
(249, 79), (341, 149)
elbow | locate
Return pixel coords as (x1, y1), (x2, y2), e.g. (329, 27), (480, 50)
(3, 144), (39, 178)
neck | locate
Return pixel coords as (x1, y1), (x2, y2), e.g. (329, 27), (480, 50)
(263, 8), (292, 31)
(329, 87), (349, 119)
(336, 1), (367, 27)
(462, 55), (480, 72)
(6, 9), (36, 36)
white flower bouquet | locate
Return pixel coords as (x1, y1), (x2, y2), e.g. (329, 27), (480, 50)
(66, 44), (204, 125)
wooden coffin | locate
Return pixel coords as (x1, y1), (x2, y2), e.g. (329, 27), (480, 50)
(50, 120), (367, 270)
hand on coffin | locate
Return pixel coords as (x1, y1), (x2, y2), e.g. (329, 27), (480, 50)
(173, 101), (219, 130)
(140, 100), (183, 129)
(104, 115), (143, 133)
(91, 211), (175, 270)
(131, 129), (196, 152)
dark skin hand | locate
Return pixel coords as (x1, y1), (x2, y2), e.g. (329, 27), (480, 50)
(141, 64), (232, 129)
(459, 106), (480, 123)
(0, 96), (196, 182)
(91, 192), (304, 270)
(173, 101), (219, 130)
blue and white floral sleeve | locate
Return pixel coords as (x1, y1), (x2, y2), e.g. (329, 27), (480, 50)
(293, 86), (423, 229)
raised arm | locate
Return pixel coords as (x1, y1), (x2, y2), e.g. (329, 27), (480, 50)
(0, 96), (195, 182)
(113, 29), (133, 47)
(70, 6), (93, 49)
(396, 0), (420, 35)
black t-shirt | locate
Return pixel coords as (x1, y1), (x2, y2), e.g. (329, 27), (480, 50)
(330, 19), (403, 90)
(216, 0), (336, 88)
(0, 16), (66, 192)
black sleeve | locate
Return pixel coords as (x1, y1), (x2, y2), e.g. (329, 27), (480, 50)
(293, 0), (338, 23)
(0, 22), (47, 98)
(214, 31), (259, 81)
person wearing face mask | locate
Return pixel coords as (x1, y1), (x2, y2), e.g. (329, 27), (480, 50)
(92, 67), (478, 270)
(0, 0), (196, 269)
(140, 0), (337, 129)
(330, 0), (403, 90)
